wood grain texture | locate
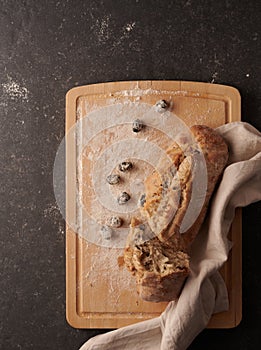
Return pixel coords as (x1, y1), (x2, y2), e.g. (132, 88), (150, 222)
(66, 80), (241, 329)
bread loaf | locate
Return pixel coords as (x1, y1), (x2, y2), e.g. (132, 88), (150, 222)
(124, 125), (229, 302)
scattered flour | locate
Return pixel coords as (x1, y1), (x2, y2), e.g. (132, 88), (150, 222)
(82, 245), (134, 304)
(94, 15), (112, 43)
(92, 16), (136, 47)
(125, 22), (136, 32)
(2, 76), (29, 102)
(112, 21), (136, 48)
(113, 87), (189, 98)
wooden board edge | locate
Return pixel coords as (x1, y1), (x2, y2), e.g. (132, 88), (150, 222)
(66, 79), (240, 90)
(65, 80), (241, 100)
(66, 228), (79, 328)
(65, 88), (78, 328)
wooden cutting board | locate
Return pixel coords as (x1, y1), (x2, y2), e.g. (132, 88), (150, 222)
(65, 81), (241, 329)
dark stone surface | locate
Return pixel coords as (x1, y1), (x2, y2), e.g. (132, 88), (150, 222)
(0, 0), (260, 349)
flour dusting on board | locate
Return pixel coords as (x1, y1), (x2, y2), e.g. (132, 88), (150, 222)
(113, 88), (188, 97)
(105, 88), (191, 106)
(82, 244), (135, 304)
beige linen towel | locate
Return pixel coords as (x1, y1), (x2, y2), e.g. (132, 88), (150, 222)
(79, 122), (261, 350)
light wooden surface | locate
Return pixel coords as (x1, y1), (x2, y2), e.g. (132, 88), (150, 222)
(66, 80), (241, 329)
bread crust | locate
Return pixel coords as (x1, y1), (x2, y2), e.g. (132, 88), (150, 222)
(124, 125), (229, 302)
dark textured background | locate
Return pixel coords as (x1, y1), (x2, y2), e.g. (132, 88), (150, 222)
(0, 0), (260, 349)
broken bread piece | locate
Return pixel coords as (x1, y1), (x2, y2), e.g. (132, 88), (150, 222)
(124, 218), (190, 302)
(124, 125), (229, 302)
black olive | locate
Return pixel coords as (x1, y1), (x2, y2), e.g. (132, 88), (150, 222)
(106, 174), (120, 185)
(118, 162), (133, 172)
(132, 119), (143, 133)
(117, 192), (131, 204)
